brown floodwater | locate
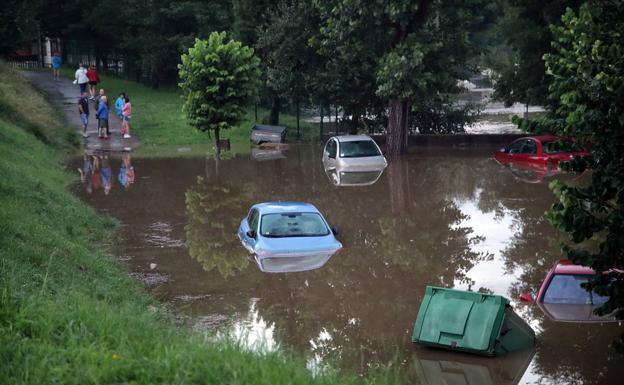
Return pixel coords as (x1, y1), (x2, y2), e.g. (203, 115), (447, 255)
(72, 146), (624, 385)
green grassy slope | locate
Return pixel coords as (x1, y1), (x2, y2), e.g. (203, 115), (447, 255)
(0, 64), (397, 384)
(59, 68), (319, 146)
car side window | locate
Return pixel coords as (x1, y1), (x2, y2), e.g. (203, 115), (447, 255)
(247, 209), (259, 230)
(520, 139), (537, 154)
(326, 139), (337, 159)
(508, 140), (526, 154)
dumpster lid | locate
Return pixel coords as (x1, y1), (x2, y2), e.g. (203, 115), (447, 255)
(414, 287), (508, 353)
(252, 124), (287, 133)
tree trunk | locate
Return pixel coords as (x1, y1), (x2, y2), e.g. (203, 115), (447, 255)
(214, 127), (221, 158)
(296, 101), (300, 140)
(269, 93), (280, 125)
(386, 98), (409, 157)
(319, 105), (324, 140)
(349, 114), (358, 135)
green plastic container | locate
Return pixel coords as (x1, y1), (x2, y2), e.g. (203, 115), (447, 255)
(412, 286), (535, 356)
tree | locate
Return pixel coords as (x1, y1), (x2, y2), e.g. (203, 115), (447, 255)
(257, 0), (320, 137)
(490, 0), (583, 108)
(178, 32), (261, 154)
(316, 0), (492, 156)
(0, 0), (40, 57)
(515, 0), (624, 347)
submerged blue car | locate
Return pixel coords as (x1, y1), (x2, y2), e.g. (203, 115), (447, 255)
(237, 202), (342, 273)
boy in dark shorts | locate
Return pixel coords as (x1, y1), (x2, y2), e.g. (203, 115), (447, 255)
(78, 92), (89, 138)
(97, 96), (109, 139)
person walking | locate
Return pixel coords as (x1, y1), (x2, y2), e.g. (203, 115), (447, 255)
(86, 65), (100, 100)
(114, 92), (125, 123)
(121, 96), (132, 139)
(51, 52), (62, 80)
(96, 88), (111, 136)
(74, 64), (89, 95)
(78, 92), (90, 138)
(97, 96), (109, 139)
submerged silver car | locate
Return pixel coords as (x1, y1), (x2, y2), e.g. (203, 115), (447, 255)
(322, 135), (387, 171)
(237, 202), (342, 273)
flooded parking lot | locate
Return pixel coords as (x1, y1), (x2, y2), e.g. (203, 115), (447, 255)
(72, 146), (623, 384)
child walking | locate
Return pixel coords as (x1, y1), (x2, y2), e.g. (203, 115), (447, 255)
(97, 96), (109, 139)
(114, 92), (125, 123)
(121, 96), (132, 139)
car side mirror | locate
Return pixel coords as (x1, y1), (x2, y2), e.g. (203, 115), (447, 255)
(246, 230), (256, 239)
(500, 147), (509, 153)
(519, 293), (534, 303)
(331, 227), (339, 236)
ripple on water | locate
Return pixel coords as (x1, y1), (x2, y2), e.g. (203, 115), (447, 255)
(130, 272), (169, 285)
(143, 221), (186, 248)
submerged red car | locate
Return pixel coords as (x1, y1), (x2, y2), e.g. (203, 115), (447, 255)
(494, 135), (589, 169)
(520, 260), (622, 322)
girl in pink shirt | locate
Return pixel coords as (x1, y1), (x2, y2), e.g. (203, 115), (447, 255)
(121, 96), (132, 138)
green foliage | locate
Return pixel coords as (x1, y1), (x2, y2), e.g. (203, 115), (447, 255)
(314, 0), (493, 151)
(516, 0), (624, 337)
(0, 0), (39, 56)
(178, 32), (261, 141)
(256, 0), (318, 104)
(489, 0), (584, 108)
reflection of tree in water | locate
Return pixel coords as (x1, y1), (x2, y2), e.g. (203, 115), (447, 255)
(185, 175), (254, 279)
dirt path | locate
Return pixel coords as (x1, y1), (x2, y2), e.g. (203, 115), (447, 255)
(21, 71), (141, 152)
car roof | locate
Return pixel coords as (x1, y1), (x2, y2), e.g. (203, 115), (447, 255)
(553, 260), (595, 275)
(253, 201), (320, 214)
(332, 135), (375, 142)
(515, 135), (564, 143)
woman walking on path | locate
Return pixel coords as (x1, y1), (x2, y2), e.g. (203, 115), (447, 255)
(78, 92), (90, 138)
(86, 65), (100, 100)
(97, 96), (109, 139)
(74, 64), (89, 95)
(51, 52), (62, 80)
(121, 96), (132, 139)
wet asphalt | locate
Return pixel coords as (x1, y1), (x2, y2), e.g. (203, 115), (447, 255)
(21, 70), (140, 152)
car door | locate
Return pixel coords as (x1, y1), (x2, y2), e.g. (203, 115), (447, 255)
(517, 139), (539, 163)
(323, 139), (338, 169)
(506, 139), (527, 161)
(241, 209), (259, 253)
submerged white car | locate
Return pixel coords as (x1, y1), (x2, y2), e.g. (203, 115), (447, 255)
(322, 135), (387, 171)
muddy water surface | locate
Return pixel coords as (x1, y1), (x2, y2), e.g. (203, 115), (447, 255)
(72, 146), (624, 385)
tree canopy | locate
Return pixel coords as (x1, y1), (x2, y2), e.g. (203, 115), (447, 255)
(178, 32), (261, 151)
(515, 0), (624, 344)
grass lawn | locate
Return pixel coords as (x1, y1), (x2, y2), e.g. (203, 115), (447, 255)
(0, 63), (398, 384)
(59, 68), (320, 146)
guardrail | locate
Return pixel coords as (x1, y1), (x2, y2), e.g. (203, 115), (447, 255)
(7, 60), (42, 69)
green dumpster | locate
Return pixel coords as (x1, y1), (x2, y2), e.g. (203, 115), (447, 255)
(412, 286), (535, 356)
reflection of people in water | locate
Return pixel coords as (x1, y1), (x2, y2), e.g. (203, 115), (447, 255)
(77, 153), (94, 194)
(118, 152), (135, 188)
(100, 154), (113, 195)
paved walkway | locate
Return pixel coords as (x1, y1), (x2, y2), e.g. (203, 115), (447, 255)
(21, 71), (141, 152)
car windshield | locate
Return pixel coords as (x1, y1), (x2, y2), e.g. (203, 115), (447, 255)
(543, 140), (584, 154)
(260, 212), (329, 238)
(339, 140), (381, 158)
(543, 274), (609, 305)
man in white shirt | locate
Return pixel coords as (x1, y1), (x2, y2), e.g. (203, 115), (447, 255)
(74, 64), (89, 95)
